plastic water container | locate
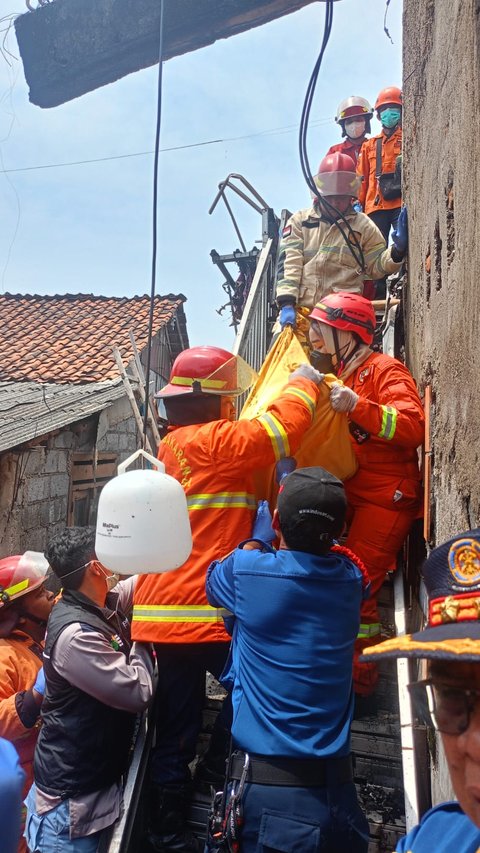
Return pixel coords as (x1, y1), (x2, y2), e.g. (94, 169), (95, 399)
(95, 449), (192, 575)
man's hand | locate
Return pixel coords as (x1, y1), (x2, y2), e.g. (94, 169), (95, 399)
(330, 383), (359, 413)
(392, 206), (408, 255)
(276, 457), (297, 485)
(279, 305), (296, 329)
(289, 364), (324, 386)
(252, 500), (276, 544)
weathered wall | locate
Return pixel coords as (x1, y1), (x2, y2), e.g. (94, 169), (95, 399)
(0, 398), (138, 556)
(403, 0), (480, 805)
(404, 0), (480, 543)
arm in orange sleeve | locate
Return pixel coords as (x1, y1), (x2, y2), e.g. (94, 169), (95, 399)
(350, 362), (425, 448)
(0, 647), (40, 741)
(356, 141), (369, 209)
(207, 376), (320, 471)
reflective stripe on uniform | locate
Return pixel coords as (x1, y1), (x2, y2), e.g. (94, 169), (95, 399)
(257, 412), (290, 460)
(357, 622), (382, 639)
(378, 405), (397, 440)
(282, 386), (316, 417)
(132, 604), (232, 623)
(187, 492), (256, 511)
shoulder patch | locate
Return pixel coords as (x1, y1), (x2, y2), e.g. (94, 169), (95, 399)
(282, 224), (292, 238)
(358, 367), (370, 383)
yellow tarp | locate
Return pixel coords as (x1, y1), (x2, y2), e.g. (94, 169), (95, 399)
(240, 328), (358, 504)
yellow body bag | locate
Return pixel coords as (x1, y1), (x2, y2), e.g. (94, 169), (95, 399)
(240, 328), (358, 504)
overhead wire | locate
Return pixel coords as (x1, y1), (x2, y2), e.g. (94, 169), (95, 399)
(0, 117), (333, 175)
(142, 0), (165, 450)
(298, 0), (366, 273)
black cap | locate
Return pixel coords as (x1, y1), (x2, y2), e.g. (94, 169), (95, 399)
(277, 466), (347, 547)
(361, 529), (480, 663)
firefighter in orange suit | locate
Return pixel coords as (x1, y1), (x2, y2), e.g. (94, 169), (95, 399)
(326, 95), (373, 165)
(356, 86), (403, 244)
(309, 294), (424, 697)
(132, 345), (324, 853)
(0, 553), (55, 853)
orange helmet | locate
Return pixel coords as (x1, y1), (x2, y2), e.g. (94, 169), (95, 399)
(314, 152), (362, 198)
(309, 293), (375, 346)
(335, 96), (373, 124)
(156, 346), (254, 399)
(375, 86), (402, 111)
(0, 552), (49, 609)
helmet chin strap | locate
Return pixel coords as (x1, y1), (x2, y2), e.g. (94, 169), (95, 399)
(332, 328), (360, 377)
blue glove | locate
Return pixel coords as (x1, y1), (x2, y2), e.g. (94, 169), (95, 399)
(279, 305), (296, 329)
(392, 206), (408, 254)
(353, 200), (363, 213)
(276, 457), (297, 484)
(252, 500), (276, 544)
(33, 667), (45, 696)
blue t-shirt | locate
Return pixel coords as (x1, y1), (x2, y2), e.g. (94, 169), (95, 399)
(396, 802), (480, 851)
(206, 543), (364, 757)
(0, 738), (25, 853)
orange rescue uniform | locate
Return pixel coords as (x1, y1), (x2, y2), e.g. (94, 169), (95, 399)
(341, 351), (424, 695)
(325, 137), (366, 166)
(132, 376), (320, 643)
(356, 127), (402, 215)
(0, 630), (43, 853)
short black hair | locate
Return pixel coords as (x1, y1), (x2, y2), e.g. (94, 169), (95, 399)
(45, 527), (96, 591)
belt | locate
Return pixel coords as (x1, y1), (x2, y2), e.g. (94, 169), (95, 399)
(229, 752), (353, 788)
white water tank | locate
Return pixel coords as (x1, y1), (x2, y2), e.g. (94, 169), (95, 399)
(95, 450), (192, 575)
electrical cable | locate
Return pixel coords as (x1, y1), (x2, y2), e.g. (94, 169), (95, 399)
(0, 117), (333, 176)
(298, 0), (365, 273)
(142, 0), (165, 450)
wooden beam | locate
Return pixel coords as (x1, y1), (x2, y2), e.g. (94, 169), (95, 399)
(15, 0), (320, 109)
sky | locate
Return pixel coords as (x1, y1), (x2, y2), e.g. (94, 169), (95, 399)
(0, 0), (402, 351)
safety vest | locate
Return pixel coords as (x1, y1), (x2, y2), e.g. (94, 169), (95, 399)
(132, 377), (319, 644)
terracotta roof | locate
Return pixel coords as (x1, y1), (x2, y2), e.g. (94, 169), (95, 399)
(0, 293), (187, 383)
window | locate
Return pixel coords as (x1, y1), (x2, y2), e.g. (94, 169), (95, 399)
(68, 453), (117, 527)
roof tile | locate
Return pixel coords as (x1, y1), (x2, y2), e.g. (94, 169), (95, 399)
(0, 293), (187, 383)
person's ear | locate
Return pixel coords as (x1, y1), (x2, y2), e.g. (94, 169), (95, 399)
(272, 509), (281, 535)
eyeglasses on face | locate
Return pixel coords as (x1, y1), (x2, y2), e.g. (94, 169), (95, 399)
(408, 678), (480, 735)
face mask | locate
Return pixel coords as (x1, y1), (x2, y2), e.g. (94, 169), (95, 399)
(101, 568), (120, 592)
(380, 108), (401, 129)
(344, 119), (366, 140)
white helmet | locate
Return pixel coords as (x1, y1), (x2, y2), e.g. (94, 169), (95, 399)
(335, 96), (373, 124)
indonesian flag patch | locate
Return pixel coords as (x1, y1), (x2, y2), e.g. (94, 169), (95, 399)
(282, 224), (292, 238)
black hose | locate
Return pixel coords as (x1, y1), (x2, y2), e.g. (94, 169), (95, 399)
(143, 0), (166, 450)
(298, 0), (366, 272)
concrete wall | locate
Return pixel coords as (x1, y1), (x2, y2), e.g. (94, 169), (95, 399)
(0, 398), (139, 556)
(403, 0), (480, 805)
(404, 0), (480, 542)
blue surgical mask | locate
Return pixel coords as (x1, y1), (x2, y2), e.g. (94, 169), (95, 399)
(380, 108), (401, 129)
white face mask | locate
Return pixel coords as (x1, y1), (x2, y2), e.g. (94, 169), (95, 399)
(344, 119), (366, 140)
(101, 568), (120, 592)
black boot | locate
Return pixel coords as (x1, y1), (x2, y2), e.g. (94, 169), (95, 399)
(145, 784), (202, 853)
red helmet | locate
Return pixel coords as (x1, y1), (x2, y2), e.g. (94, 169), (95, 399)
(375, 86), (402, 111)
(309, 293), (376, 345)
(335, 96), (373, 124)
(156, 346), (254, 399)
(315, 152), (362, 198)
(0, 552), (49, 609)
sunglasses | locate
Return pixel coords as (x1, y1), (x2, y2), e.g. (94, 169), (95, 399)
(408, 679), (480, 735)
